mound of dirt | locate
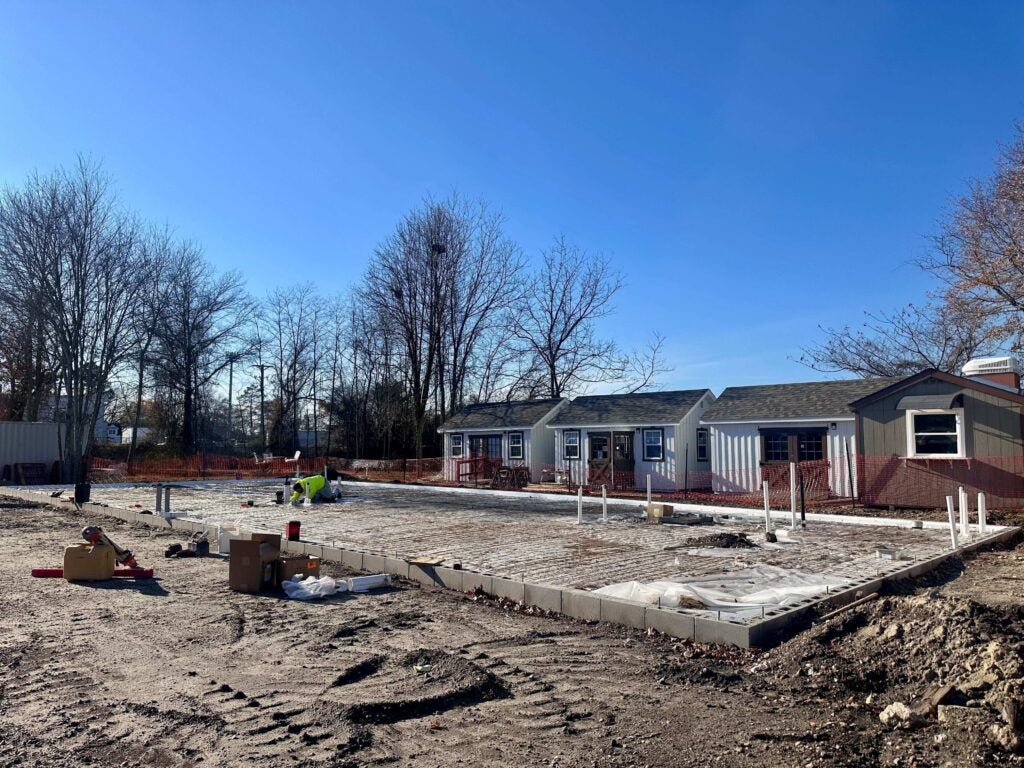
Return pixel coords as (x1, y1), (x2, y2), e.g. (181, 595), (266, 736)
(682, 532), (756, 549)
(752, 592), (1024, 756)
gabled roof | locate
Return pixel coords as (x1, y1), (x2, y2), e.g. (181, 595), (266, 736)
(701, 378), (899, 423)
(547, 389), (712, 427)
(848, 369), (1024, 409)
(439, 398), (565, 431)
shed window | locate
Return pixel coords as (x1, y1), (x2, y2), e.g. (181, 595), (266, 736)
(642, 428), (664, 461)
(907, 409), (964, 458)
(696, 428), (709, 462)
(508, 431), (524, 460)
(764, 433), (789, 462)
(450, 433), (464, 457)
(563, 430), (580, 460)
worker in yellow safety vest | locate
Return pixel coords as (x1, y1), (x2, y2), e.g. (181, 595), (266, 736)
(290, 474), (336, 504)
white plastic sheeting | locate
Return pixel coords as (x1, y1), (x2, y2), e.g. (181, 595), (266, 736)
(594, 565), (851, 620)
(281, 575), (346, 600)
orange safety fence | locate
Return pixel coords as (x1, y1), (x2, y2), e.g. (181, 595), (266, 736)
(86, 454), (445, 484)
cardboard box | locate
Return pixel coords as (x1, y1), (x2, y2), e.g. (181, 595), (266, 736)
(278, 555), (320, 584)
(63, 543), (116, 581)
(229, 534), (281, 593)
(646, 503), (674, 524)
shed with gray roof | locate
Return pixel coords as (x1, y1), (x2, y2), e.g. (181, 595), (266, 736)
(547, 389), (716, 492)
(437, 398), (567, 484)
(700, 378), (895, 495)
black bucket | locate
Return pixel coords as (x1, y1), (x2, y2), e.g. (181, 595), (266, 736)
(275, 490), (284, 504)
(74, 482), (91, 504)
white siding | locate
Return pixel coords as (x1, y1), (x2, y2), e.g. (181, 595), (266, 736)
(675, 392), (716, 487)
(709, 420), (858, 495)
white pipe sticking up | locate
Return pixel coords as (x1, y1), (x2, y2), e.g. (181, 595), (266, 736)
(163, 486), (171, 518)
(762, 481), (772, 533)
(601, 484), (608, 523)
(646, 474), (652, 505)
(958, 486), (968, 538)
(155, 484), (163, 513)
(789, 462), (797, 529)
(978, 492), (988, 535)
(946, 495), (958, 549)
(577, 485), (583, 524)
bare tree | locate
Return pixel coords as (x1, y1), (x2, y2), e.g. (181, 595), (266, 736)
(0, 158), (146, 481)
(150, 245), (248, 454)
(924, 125), (1024, 346)
(619, 332), (674, 393)
(511, 237), (625, 397)
(261, 286), (316, 453)
(799, 301), (999, 377)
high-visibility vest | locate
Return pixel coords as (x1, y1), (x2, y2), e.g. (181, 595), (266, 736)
(290, 474), (326, 502)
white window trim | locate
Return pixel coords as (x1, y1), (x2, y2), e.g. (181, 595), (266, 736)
(696, 428), (709, 463)
(450, 433), (464, 458)
(508, 431), (524, 460)
(563, 430), (580, 460)
(642, 428), (664, 462)
(905, 408), (966, 459)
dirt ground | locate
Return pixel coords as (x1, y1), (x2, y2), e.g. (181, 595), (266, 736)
(2, 496), (1024, 768)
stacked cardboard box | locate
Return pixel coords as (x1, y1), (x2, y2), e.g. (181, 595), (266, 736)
(228, 533), (321, 593)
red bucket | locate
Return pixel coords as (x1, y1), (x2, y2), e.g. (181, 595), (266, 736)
(286, 520), (301, 542)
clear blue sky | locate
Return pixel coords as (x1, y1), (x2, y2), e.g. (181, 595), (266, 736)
(2, 1), (1023, 394)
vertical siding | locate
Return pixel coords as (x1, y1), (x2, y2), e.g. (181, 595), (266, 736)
(0, 422), (63, 471)
(709, 421), (855, 495)
(676, 391), (716, 487)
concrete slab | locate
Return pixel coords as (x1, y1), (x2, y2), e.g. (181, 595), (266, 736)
(524, 583), (562, 613)
(599, 596), (646, 628)
(340, 550), (364, 571)
(492, 576), (526, 603)
(645, 607), (696, 640)
(384, 557), (410, 579)
(461, 571), (493, 595)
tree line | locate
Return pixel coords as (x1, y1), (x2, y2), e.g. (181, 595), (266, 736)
(0, 160), (668, 480)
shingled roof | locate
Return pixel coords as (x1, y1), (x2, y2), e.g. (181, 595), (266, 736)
(701, 378), (899, 422)
(439, 399), (565, 431)
(548, 389), (712, 427)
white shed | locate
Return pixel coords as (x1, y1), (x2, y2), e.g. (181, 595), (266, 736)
(547, 389), (716, 491)
(438, 398), (567, 484)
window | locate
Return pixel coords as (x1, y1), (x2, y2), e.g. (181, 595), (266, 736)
(508, 431), (524, 460)
(450, 433), (464, 457)
(907, 409), (964, 458)
(563, 430), (580, 460)
(642, 428), (664, 461)
(764, 433), (789, 462)
(797, 433), (825, 462)
(696, 428), (709, 462)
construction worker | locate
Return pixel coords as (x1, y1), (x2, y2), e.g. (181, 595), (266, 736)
(290, 473), (337, 504)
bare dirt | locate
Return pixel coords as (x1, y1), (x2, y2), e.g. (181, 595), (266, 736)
(2, 496), (1024, 767)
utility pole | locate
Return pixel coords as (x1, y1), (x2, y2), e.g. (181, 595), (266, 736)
(254, 363), (270, 453)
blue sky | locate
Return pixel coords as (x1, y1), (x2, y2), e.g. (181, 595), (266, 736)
(2, 1), (1023, 394)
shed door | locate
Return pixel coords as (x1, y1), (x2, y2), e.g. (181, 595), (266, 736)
(468, 434), (502, 460)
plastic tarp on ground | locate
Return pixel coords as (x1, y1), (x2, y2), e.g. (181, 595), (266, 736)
(594, 565), (851, 620)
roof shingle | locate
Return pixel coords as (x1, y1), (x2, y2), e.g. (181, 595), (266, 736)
(701, 378), (899, 422)
(439, 399), (565, 431)
(548, 390), (711, 427)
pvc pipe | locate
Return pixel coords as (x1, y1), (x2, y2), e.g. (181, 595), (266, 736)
(946, 495), (958, 549)
(155, 484), (163, 513)
(978, 492), (987, 535)
(646, 474), (652, 505)
(762, 481), (772, 532)
(789, 462), (797, 529)
(577, 485), (583, 524)
(601, 484), (608, 523)
(163, 487), (171, 518)
(347, 574), (391, 592)
(958, 486), (968, 538)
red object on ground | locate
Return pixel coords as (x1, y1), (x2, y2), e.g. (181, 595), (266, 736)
(286, 520), (301, 541)
(31, 567), (155, 579)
